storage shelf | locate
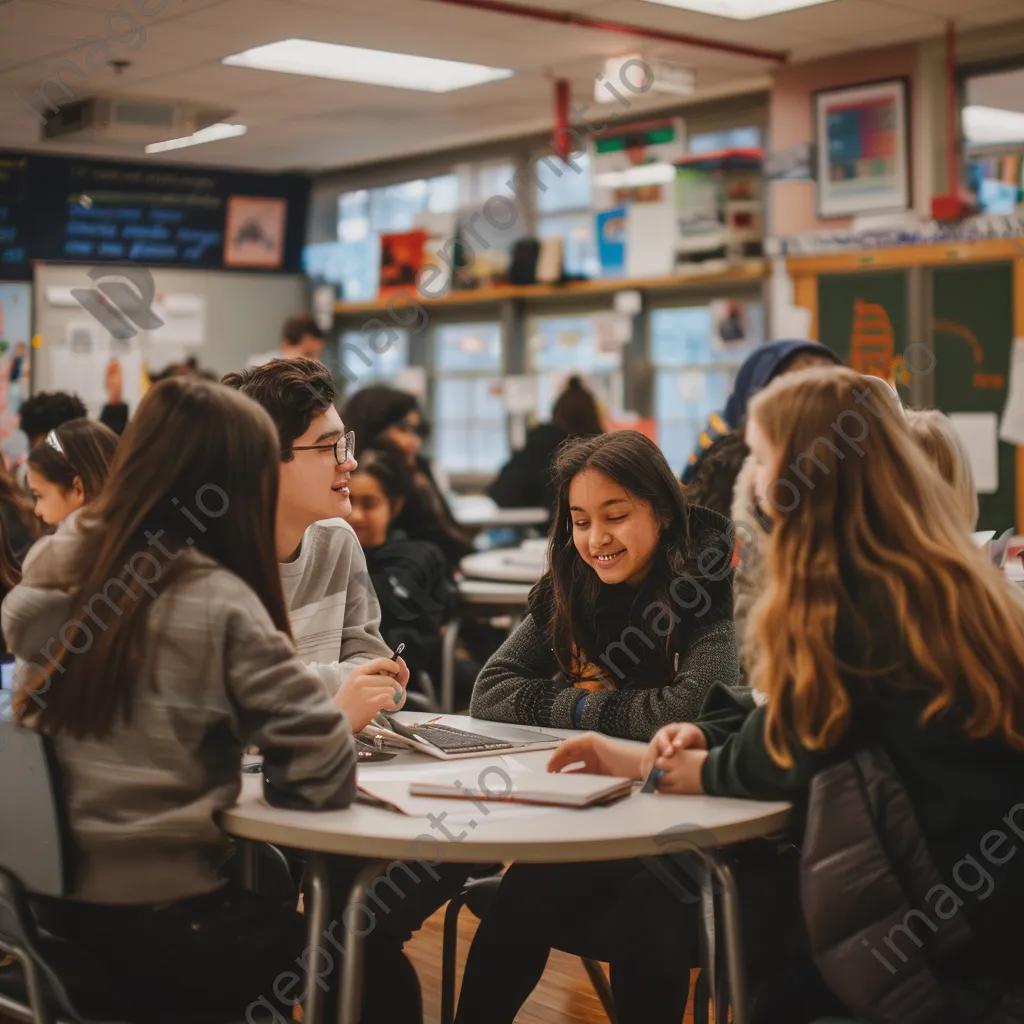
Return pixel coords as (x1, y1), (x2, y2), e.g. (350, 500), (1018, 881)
(332, 260), (769, 317)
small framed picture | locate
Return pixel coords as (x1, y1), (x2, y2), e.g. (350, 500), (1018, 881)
(813, 77), (910, 219)
(224, 196), (287, 269)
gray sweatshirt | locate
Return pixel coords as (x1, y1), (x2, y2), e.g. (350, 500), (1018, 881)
(280, 518), (392, 694)
(1, 519), (357, 905)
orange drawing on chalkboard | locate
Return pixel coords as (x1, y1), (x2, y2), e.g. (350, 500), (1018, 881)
(933, 319), (1006, 390)
(850, 300), (906, 385)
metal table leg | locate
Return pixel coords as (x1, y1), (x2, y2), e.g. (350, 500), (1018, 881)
(338, 860), (390, 1024)
(303, 853), (331, 1024)
(699, 849), (748, 1024)
(440, 616), (461, 715)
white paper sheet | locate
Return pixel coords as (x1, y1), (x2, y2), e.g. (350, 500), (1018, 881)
(626, 200), (676, 278)
(949, 411), (999, 494)
(999, 339), (1024, 446)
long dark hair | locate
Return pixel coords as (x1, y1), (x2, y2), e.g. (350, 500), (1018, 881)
(552, 376), (604, 437)
(545, 431), (694, 678)
(0, 470), (40, 546)
(21, 377), (290, 739)
(342, 386), (425, 456)
(27, 417), (118, 502)
(355, 443), (413, 506)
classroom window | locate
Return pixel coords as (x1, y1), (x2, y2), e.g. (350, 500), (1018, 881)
(688, 127), (761, 154)
(961, 65), (1024, 214)
(527, 313), (624, 425)
(338, 328), (409, 392)
(536, 150), (597, 278)
(432, 322), (507, 474)
(333, 176), (459, 300)
(650, 302), (764, 472)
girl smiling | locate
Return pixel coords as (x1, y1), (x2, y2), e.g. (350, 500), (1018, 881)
(470, 430), (738, 740)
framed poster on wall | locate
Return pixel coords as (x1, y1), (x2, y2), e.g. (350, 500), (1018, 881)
(224, 195), (287, 268)
(814, 77), (910, 219)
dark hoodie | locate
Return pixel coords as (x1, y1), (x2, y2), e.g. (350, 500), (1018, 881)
(680, 340), (843, 484)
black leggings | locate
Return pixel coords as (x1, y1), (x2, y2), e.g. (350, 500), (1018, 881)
(454, 859), (699, 1024)
(454, 846), (823, 1024)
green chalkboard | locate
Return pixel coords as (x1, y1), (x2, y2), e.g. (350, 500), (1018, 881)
(817, 270), (912, 403)
(932, 263), (1015, 532)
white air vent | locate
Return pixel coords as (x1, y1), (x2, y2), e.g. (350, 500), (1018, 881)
(42, 97), (235, 142)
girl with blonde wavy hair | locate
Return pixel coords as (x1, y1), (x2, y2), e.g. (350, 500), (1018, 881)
(551, 366), (1024, 1019)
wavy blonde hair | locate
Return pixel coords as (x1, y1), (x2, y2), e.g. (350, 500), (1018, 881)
(746, 366), (1024, 767)
(905, 408), (980, 530)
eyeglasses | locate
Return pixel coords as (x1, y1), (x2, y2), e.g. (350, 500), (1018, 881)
(287, 429), (355, 466)
(45, 430), (64, 456)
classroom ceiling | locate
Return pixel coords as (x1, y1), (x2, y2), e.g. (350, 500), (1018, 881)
(0, 0), (1021, 174)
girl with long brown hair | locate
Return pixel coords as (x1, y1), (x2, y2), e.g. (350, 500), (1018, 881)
(2, 378), (417, 1023)
(456, 431), (738, 1024)
(552, 366), (1024, 1020)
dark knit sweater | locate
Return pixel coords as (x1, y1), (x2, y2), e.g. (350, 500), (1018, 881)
(469, 506), (740, 741)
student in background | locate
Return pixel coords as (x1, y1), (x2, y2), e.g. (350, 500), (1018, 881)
(2, 378), (420, 1024)
(550, 367), (1024, 1022)
(343, 384), (474, 571)
(222, 359), (410, 732)
(245, 314), (326, 368)
(0, 470), (40, 560)
(26, 418), (118, 527)
(683, 429), (749, 518)
(346, 444), (456, 680)
(906, 408), (980, 530)
(15, 391), (88, 493)
(470, 429), (738, 735)
(680, 339), (842, 485)
(488, 375), (604, 514)
(457, 430), (738, 1024)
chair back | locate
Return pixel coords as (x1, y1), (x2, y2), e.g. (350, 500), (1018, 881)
(0, 718), (68, 898)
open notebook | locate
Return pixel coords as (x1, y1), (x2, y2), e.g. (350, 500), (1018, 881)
(408, 770), (634, 809)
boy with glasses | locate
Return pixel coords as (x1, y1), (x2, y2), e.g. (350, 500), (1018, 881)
(222, 358), (409, 729)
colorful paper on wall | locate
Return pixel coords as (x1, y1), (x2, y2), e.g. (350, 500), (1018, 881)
(595, 207), (627, 278)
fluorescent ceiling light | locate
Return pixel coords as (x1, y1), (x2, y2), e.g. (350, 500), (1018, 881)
(962, 105), (1024, 144)
(594, 163), (677, 189)
(145, 123), (247, 154)
(634, 0), (837, 19)
(223, 38), (514, 93)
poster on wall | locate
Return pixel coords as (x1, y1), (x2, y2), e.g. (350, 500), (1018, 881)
(223, 195), (288, 268)
(814, 78), (910, 219)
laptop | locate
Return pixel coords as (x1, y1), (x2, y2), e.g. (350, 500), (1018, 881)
(362, 716), (562, 760)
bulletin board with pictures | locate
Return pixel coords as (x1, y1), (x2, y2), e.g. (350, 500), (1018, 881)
(813, 77), (911, 219)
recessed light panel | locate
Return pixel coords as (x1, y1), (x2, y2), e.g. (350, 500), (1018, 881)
(223, 39), (514, 93)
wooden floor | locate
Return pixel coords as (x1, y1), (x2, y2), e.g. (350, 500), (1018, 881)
(405, 903), (704, 1024)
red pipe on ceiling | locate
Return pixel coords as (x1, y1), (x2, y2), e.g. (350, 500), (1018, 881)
(419, 0), (789, 63)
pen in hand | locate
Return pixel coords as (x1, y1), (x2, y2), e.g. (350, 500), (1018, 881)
(641, 767), (665, 794)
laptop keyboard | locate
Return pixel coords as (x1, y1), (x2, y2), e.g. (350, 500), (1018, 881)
(408, 724), (516, 754)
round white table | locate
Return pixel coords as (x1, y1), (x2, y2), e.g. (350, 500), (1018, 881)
(449, 495), (549, 531)
(459, 546), (547, 584)
(224, 715), (790, 1024)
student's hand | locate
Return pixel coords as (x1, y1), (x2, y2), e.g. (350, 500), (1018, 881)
(641, 723), (707, 777)
(336, 656), (410, 732)
(651, 748), (709, 795)
(547, 732), (644, 780)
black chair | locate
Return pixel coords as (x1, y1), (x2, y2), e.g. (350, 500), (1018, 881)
(439, 874), (618, 1024)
